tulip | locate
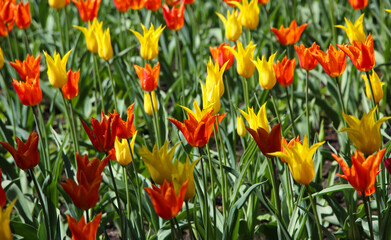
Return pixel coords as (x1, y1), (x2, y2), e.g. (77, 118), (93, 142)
(258, 0), (269, 4)
(269, 135), (324, 185)
(201, 82), (221, 115)
(0, 131), (39, 171)
(180, 100), (212, 122)
(239, 103), (268, 132)
(10, 54), (41, 81)
(184, 0), (195, 4)
(15, 1), (30, 29)
(95, 28), (113, 61)
(61, 69), (80, 100)
(172, 157), (200, 201)
(223, 0), (240, 7)
(340, 107), (391, 155)
(138, 141), (177, 185)
(337, 34), (375, 72)
(166, 0), (180, 6)
(335, 14), (366, 44)
(253, 52), (277, 90)
(144, 91), (158, 115)
(114, 133), (137, 166)
(0, 169), (6, 207)
(205, 58), (227, 97)
(130, 24), (165, 60)
(294, 43), (319, 71)
(44, 50), (72, 88)
(237, 116), (247, 137)
(12, 76), (42, 106)
(385, 158), (391, 175)
(0, 47), (4, 69)
(67, 212), (102, 240)
(113, 0), (130, 12)
(162, 2), (185, 31)
(280, 136), (301, 163)
(129, 0), (145, 10)
(0, 199), (16, 240)
(387, 9), (391, 13)
(76, 152), (110, 185)
(0, 21), (14, 37)
(230, 0), (259, 30)
(247, 124), (281, 158)
(74, 18), (102, 53)
(209, 43), (236, 70)
(0, 0), (15, 24)
(332, 149), (386, 196)
(145, 0), (161, 11)
(73, 0), (101, 22)
(144, 180), (188, 220)
(270, 20), (308, 45)
(362, 70), (384, 103)
(312, 44), (346, 77)
(225, 41), (256, 78)
(348, 0), (368, 10)
(49, 0), (67, 9)
(273, 56), (296, 87)
(216, 9), (242, 42)
(134, 62), (160, 92)
(113, 103), (136, 139)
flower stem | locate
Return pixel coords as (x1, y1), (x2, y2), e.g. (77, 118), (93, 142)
(215, 118), (229, 218)
(175, 31), (184, 105)
(285, 86), (296, 136)
(363, 195), (375, 240)
(241, 77), (249, 107)
(108, 160), (124, 236)
(0, 71), (16, 146)
(33, 105), (50, 172)
(106, 61), (118, 111)
(306, 185), (323, 240)
(205, 143), (217, 238)
(24, 29), (32, 55)
(305, 71), (311, 141)
(93, 54), (105, 112)
(335, 76), (346, 114)
(185, 201), (194, 240)
(123, 167), (130, 219)
(129, 145), (144, 238)
(268, 158), (281, 218)
(149, 92), (161, 148)
(199, 149), (209, 240)
(69, 100), (80, 153)
(56, 9), (64, 54)
(224, 74), (237, 149)
(270, 92), (281, 124)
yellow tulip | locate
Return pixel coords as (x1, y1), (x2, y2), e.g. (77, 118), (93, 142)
(49, 0), (66, 9)
(44, 50), (72, 88)
(130, 24), (165, 60)
(335, 14), (366, 44)
(239, 103), (268, 132)
(206, 58), (227, 98)
(201, 81), (221, 115)
(340, 107), (391, 155)
(269, 135), (324, 185)
(172, 157), (200, 201)
(0, 47), (4, 69)
(180, 100), (210, 122)
(230, 0), (259, 30)
(138, 141), (178, 185)
(253, 52), (277, 90)
(0, 199), (17, 240)
(225, 41), (256, 78)
(386, 9), (391, 13)
(95, 28), (113, 61)
(144, 91), (158, 116)
(114, 132), (137, 166)
(237, 116), (247, 137)
(362, 70), (384, 103)
(216, 9), (242, 42)
(73, 19), (102, 54)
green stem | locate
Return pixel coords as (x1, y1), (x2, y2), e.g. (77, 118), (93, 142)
(268, 158), (281, 218)
(106, 61), (118, 111)
(34, 105), (50, 171)
(85, 210), (90, 223)
(123, 167), (130, 219)
(224, 74), (237, 151)
(328, 0), (337, 44)
(205, 143), (217, 239)
(174, 217), (183, 240)
(306, 71), (311, 141)
(285, 86), (296, 136)
(306, 185), (323, 240)
(170, 219), (180, 240)
(215, 118), (229, 218)
(363, 195), (374, 240)
(129, 145), (144, 238)
(56, 9), (65, 54)
(94, 54), (105, 112)
(69, 100), (80, 153)
(185, 201), (194, 240)
(6, 25), (14, 61)
(270, 92), (281, 124)
(0, 72), (16, 146)
(149, 92), (161, 148)
(241, 77), (249, 107)
(32, 106), (48, 172)
(108, 161), (124, 236)
(175, 31), (184, 105)
(24, 29), (32, 55)
(335, 76), (346, 114)
(199, 150), (209, 240)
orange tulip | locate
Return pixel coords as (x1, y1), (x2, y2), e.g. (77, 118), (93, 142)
(12, 76), (42, 106)
(145, 0), (161, 11)
(258, 0), (269, 4)
(162, 1), (185, 31)
(273, 56), (296, 87)
(112, 0), (130, 12)
(0, 20), (14, 37)
(0, 169), (6, 207)
(332, 148), (386, 196)
(280, 136), (301, 163)
(76, 153), (110, 185)
(129, 0), (145, 10)
(209, 43), (236, 70)
(246, 124), (281, 158)
(15, 1), (30, 29)
(112, 103), (136, 139)
(73, 0), (101, 22)
(348, 0), (368, 10)
(294, 42), (319, 71)
(0, 0), (15, 24)
(0, 131), (39, 171)
(165, 0), (180, 6)
(61, 69), (80, 100)
(67, 212), (102, 240)
(184, 0), (195, 4)
(134, 62), (160, 92)
(10, 54), (41, 81)
(337, 34), (375, 72)
(144, 180), (188, 220)
(270, 20), (308, 45)
(312, 44), (346, 77)
(223, 0), (240, 7)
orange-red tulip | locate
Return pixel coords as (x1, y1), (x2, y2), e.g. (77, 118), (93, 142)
(76, 152), (110, 185)
(332, 148), (386, 196)
(223, 0), (240, 7)
(12, 76), (42, 106)
(0, 0), (15, 24)
(145, 0), (161, 11)
(273, 56), (296, 87)
(348, 0), (368, 10)
(246, 124), (281, 158)
(165, 0), (180, 6)
(134, 62), (160, 92)
(0, 169), (6, 207)
(162, 2), (185, 31)
(15, 1), (30, 29)
(209, 43), (236, 70)
(312, 44), (347, 77)
(184, 0), (195, 4)
(129, 0), (145, 10)
(280, 136), (301, 163)
(10, 54), (41, 81)
(294, 42), (319, 71)
(112, 0), (130, 12)
(0, 20), (14, 37)
(73, 0), (101, 22)
(258, 0), (269, 4)
(337, 34), (375, 72)
(0, 131), (39, 171)
(67, 212), (102, 240)
(112, 103), (136, 139)
(270, 20), (308, 45)
(61, 69), (80, 100)
(144, 180), (188, 220)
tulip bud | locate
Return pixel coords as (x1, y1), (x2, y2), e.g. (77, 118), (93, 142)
(362, 70), (384, 104)
(237, 116), (247, 137)
(96, 28), (113, 61)
(114, 132), (137, 166)
(44, 50), (72, 88)
(253, 52), (277, 90)
(385, 158), (391, 175)
(216, 9), (242, 42)
(144, 91), (158, 115)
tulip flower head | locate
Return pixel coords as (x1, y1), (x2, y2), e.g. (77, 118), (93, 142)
(237, 116), (247, 137)
(210, 43), (236, 70)
(145, 0), (161, 11)
(62, 69), (80, 100)
(223, 0), (240, 7)
(114, 133), (137, 166)
(258, 0), (269, 4)
(205, 57), (227, 97)
(225, 41), (256, 78)
(144, 91), (158, 115)
(385, 158), (391, 175)
(130, 24), (165, 60)
(49, 0), (68, 9)
(216, 9), (242, 42)
(253, 52), (277, 90)
(0, 199), (16, 240)
(348, 0), (368, 10)
(362, 70), (384, 103)
(312, 44), (346, 77)
(280, 136), (301, 163)
(335, 14), (366, 44)
(162, 1), (185, 31)
(270, 135), (324, 185)
(294, 42), (319, 71)
(337, 34), (375, 72)
(165, 0), (180, 6)
(73, 0), (101, 22)
(61, 176), (102, 210)
(113, 103), (136, 139)
(144, 180), (188, 220)
(273, 56), (296, 87)
(201, 81), (221, 115)
(172, 157), (200, 201)
(340, 107), (391, 155)
(15, 1), (30, 29)
(0, 131), (39, 171)
(247, 124), (282, 158)
(129, 0), (145, 10)
(76, 153), (110, 185)
(0, 0), (15, 24)
(239, 103), (268, 132)
(180, 100), (213, 122)
(270, 20), (308, 45)
(112, 0), (131, 12)
(138, 141), (177, 185)
(44, 50), (72, 88)
(12, 76), (42, 106)
(134, 62), (160, 92)
(386, 9), (391, 14)
(332, 149), (386, 196)
(95, 27), (113, 61)
(74, 18), (102, 53)
(67, 212), (102, 240)
(184, 0), (195, 4)
(230, 0), (259, 30)
(10, 54), (41, 81)
(0, 21), (14, 37)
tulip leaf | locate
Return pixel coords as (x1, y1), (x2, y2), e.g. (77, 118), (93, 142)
(306, 184), (354, 198)
(10, 221), (39, 240)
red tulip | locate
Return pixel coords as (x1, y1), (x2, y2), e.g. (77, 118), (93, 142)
(67, 212), (102, 240)
(162, 1), (185, 31)
(62, 69), (80, 100)
(15, 1), (30, 29)
(12, 76), (42, 106)
(10, 54), (41, 81)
